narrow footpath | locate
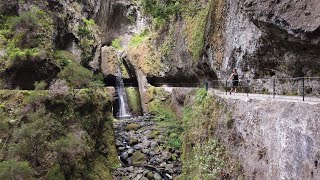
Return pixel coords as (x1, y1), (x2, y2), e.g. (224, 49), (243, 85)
(113, 116), (182, 180)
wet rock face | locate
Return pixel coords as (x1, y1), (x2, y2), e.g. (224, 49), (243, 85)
(114, 116), (182, 179)
(205, 0), (320, 80)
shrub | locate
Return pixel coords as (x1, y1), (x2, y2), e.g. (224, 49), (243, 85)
(141, 0), (181, 29)
(183, 139), (226, 179)
(9, 108), (59, 159)
(0, 7), (53, 66)
(78, 18), (95, 37)
(34, 81), (47, 90)
(6, 47), (39, 62)
(111, 37), (123, 50)
(168, 136), (182, 150)
(79, 38), (94, 65)
(49, 79), (69, 97)
(129, 30), (149, 47)
(46, 163), (65, 180)
(25, 91), (48, 105)
(0, 160), (33, 179)
(58, 63), (93, 89)
(5, 7), (53, 49)
(53, 133), (92, 163)
(54, 50), (74, 68)
(91, 73), (105, 87)
(78, 18), (96, 65)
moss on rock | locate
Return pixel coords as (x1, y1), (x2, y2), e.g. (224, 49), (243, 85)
(127, 39), (162, 76)
(131, 151), (147, 165)
(125, 87), (142, 115)
(126, 123), (141, 131)
(184, 4), (210, 61)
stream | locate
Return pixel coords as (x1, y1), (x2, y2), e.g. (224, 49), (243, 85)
(113, 116), (182, 180)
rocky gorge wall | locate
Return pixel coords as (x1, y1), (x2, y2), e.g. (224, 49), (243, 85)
(205, 0), (320, 79)
(110, 0), (320, 113)
(123, 0), (320, 87)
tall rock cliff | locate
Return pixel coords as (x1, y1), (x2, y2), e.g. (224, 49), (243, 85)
(205, 0), (320, 79)
(125, 0), (320, 83)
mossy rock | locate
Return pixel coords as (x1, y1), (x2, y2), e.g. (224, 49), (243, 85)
(147, 130), (160, 139)
(129, 137), (139, 145)
(146, 172), (154, 179)
(126, 123), (140, 131)
(125, 87), (142, 115)
(88, 156), (113, 180)
(131, 151), (147, 165)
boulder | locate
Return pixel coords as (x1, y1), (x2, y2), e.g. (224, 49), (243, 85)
(101, 46), (118, 77)
(126, 123), (141, 131)
(153, 172), (162, 180)
(131, 151), (147, 165)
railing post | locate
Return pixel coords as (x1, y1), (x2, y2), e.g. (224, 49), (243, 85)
(225, 80), (228, 95)
(302, 77), (305, 101)
(205, 81), (208, 91)
(273, 78), (276, 98)
(247, 80), (249, 97)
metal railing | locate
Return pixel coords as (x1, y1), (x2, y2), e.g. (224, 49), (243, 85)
(148, 77), (320, 102)
(208, 77), (320, 102)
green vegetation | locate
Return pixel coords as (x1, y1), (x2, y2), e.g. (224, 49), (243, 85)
(78, 18), (96, 65)
(78, 18), (95, 37)
(160, 25), (175, 58)
(54, 50), (104, 89)
(0, 7), (53, 68)
(140, 0), (181, 29)
(184, 4), (210, 60)
(0, 160), (33, 179)
(181, 88), (227, 179)
(0, 89), (119, 179)
(125, 87), (142, 115)
(34, 81), (47, 90)
(184, 139), (226, 179)
(53, 50), (74, 69)
(58, 62), (93, 89)
(92, 73), (105, 87)
(138, 0), (210, 62)
(147, 87), (183, 150)
(111, 37), (123, 50)
(0, 7), (99, 90)
(129, 30), (150, 47)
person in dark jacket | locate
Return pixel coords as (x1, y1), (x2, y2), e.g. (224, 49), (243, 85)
(228, 69), (239, 95)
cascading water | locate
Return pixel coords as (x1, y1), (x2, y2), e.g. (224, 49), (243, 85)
(116, 65), (131, 118)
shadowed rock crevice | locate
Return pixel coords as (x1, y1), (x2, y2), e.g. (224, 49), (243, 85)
(3, 60), (60, 90)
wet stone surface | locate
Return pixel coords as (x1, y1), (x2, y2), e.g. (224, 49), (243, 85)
(113, 116), (182, 180)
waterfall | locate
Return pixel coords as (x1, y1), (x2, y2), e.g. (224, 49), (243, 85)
(116, 65), (131, 118)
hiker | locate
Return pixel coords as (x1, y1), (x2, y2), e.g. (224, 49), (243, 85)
(228, 68), (239, 95)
